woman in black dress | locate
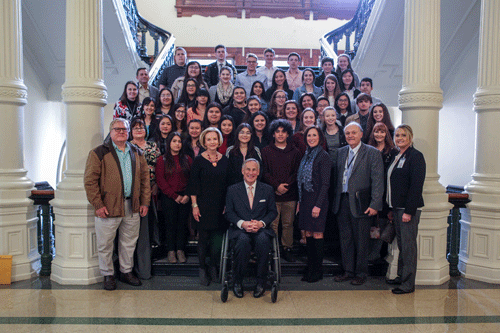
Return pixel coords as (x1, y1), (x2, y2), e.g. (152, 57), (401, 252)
(187, 127), (229, 286)
(297, 126), (332, 283)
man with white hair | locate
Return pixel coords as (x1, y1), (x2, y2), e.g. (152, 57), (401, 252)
(84, 119), (151, 290)
(332, 122), (384, 286)
(225, 159), (277, 298)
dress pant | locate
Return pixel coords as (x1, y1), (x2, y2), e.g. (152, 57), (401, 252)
(233, 229), (272, 284)
(337, 193), (372, 278)
(161, 195), (189, 252)
(95, 199), (140, 276)
(271, 201), (297, 250)
(133, 214), (152, 279)
(394, 208), (421, 292)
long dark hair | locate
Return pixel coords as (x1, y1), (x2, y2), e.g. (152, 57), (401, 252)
(250, 111), (271, 142)
(270, 69), (290, 91)
(191, 88), (211, 115)
(120, 80), (138, 103)
(184, 61), (205, 84)
(250, 81), (267, 101)
(219, 114), (236, 147)
(153, 114), (173, 142)
(334, 92), (352, 114)
(340, 69), (355, 91)
(138, 97), (156, 120)
(163, 132), (191, 178)
(202, 102), (223, 129)
(168, 103), (188, 133)
(157, 88), (174, 114)
(298, 92), (318, 113)
(366, 103), (395, 136)
(178, 78), (199, 107)
(230, 123), (256, 157)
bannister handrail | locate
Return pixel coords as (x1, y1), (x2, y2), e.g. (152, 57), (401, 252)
(320, 0), (375, 61)
(121, 0), (175, 85)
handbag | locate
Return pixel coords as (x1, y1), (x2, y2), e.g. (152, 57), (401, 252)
(380, 220), (396, 243)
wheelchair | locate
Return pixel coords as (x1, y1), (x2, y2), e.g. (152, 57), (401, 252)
(219, 228), (281, 303)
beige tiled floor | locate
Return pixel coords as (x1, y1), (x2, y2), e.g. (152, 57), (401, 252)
(1, 288), (500, 331)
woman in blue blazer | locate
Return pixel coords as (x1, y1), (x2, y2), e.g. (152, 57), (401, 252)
(386, 124), (426, 294)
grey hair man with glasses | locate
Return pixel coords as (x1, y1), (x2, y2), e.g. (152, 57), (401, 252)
(84, 118), (150, 291)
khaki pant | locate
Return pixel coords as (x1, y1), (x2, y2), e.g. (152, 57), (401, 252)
(271, 201), (297, 249)
(95, 199), (140, 276)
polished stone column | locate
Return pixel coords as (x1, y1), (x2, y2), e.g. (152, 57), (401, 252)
(51, 0), (107, 284)
(396, 0), (451, 285)
(460, 0), (500, 283)
(0, 0), (39, 281)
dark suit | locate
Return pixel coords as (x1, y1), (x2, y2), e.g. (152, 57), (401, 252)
(225, 181), (278, 284)
(388, 146), (426, 292)
(333, 143), (384, 278)
(204, 61), (238, 87)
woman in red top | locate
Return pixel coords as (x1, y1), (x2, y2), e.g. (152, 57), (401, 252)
(156, 132), (193, 264)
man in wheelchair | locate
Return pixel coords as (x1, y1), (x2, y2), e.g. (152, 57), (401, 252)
(225, 158), (278, 298)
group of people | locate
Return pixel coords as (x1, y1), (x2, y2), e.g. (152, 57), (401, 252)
(85, 45), (426, 297)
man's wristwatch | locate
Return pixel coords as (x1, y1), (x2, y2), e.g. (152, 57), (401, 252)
(192, 203), (198, 208)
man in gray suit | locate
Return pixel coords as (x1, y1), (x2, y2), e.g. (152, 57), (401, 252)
(332, 122), (384, 285)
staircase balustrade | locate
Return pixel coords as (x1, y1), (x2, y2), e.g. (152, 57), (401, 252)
(121, 0), (176, 87)
(320, 0), (375, 61)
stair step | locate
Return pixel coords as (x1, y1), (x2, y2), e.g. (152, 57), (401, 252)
(151, 243), (388, 277)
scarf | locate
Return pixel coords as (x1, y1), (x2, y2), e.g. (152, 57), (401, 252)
(216, 81), (233, 106)
(297, 145), (322, 202)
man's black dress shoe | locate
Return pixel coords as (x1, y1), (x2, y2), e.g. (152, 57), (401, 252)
(392, 287), (415, 295)
(120, 272), (142, 286)
(233, 282), (244, 298)
(386, 277), (402, 285)
(282, 248), (296, 262)
(350, 276), (366, 286)
(103, 275), (117, 290)
(253, 283), (265, 298)
(199, 268), (210, 286)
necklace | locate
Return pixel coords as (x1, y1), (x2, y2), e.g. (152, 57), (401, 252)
(207, 152), (219, 167)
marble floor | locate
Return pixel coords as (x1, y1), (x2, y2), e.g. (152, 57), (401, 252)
(1, 275), (500, 332)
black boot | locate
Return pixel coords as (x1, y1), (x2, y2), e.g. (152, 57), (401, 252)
(301, 237), (314, 282)
(308, 238), (324, 283)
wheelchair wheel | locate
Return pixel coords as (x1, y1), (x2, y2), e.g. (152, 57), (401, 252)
(221, 282), (229, 303)
(271, 282), (278, 303)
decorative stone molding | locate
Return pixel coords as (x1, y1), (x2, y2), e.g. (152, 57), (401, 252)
(61, 86), (108, 105)
(0, 85), (28, 104)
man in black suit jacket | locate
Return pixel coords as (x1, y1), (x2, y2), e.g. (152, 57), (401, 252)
(332, 122), (384, 285)
(225, 158), (278, 298)
(204, 45), (238, 87)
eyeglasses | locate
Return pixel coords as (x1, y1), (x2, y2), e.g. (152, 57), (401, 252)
(247, 60), (257, 64)
(132, 127), (145, 131)
(113, 128), (128, 132)
(186, 84), (196, 88)
(176, 110), (186, 113)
